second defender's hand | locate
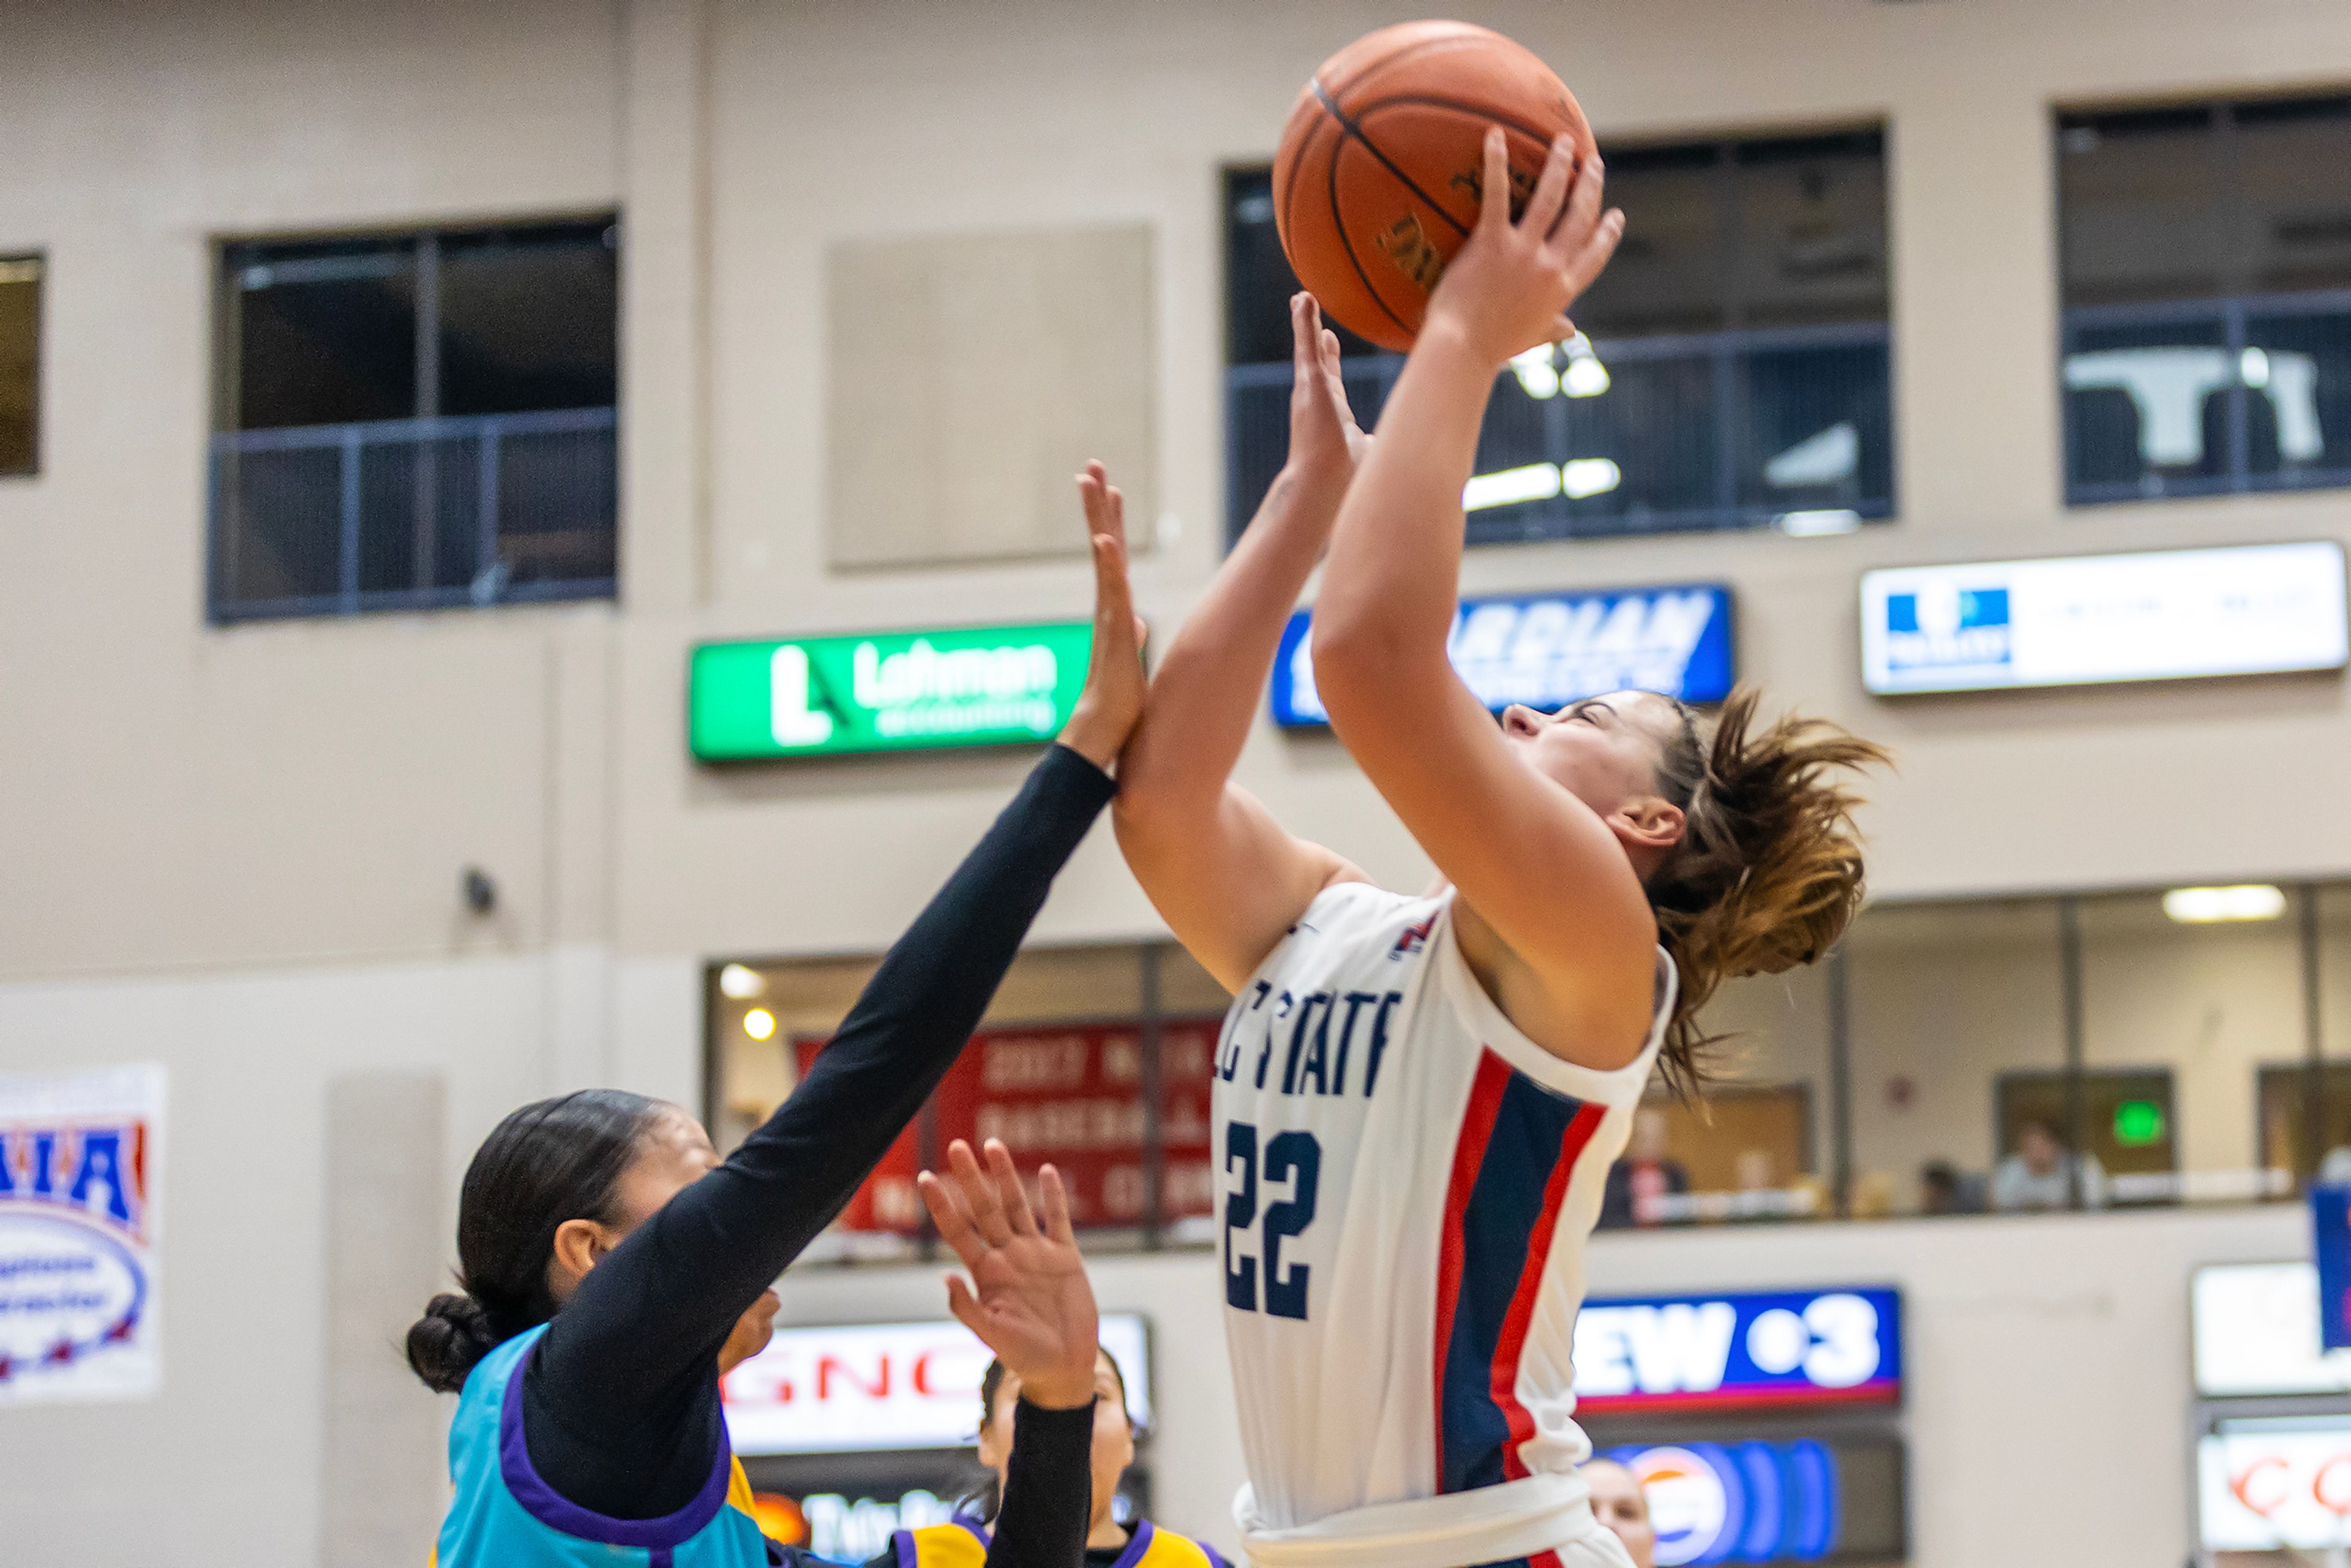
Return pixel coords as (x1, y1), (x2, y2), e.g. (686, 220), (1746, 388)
(917, 1138), (1100, 1409)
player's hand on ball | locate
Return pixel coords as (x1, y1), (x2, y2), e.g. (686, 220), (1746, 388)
(917, 1139), (1100, 1410)
(1427, 126), (1624, 367)
(1286, 292), (1370, 488)
(1057, 463), (1147, 771)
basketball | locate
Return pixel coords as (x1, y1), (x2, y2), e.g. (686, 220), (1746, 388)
(1272, 21), (1594, 351)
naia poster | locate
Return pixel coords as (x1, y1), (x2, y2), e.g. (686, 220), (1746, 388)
(0, 1065), (163, 1404)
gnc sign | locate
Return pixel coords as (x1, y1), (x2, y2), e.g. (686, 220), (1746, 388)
(2200, 1424), (2351, 1550)
(721, 1314), (1150, 1456)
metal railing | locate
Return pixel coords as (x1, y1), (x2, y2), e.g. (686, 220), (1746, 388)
(2063, 285), (2351, 505)
(1226, 321), (1895, 546)
(208, 405), (617, 621)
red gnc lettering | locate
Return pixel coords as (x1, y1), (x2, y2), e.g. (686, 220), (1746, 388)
(2233, 1456), (2291, 1516)
(2315, 1454), (2351, 1516)
(913, 1350), (939, 1397)
(816, 1353), (890, 1402)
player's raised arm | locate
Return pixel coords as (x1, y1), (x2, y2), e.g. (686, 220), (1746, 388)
(1108, 295), (1365, 992)
(1308, 129), (1664, 1063)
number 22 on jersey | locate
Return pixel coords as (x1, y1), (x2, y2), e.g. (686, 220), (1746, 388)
(1223, 1122), (1322, 1319)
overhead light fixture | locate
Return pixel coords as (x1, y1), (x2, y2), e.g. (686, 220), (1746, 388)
(742, 1007), (778, 1041)
(1463, 462), (1563, 511)
(719, 963), (767, 1000)
(1507, 344), (1561, 399)
(1561, 332), (1610, 397)
(1559, 457), (1622, 499)
(2162, 884), (2286, 923)
(1777, 508), (1863, 537)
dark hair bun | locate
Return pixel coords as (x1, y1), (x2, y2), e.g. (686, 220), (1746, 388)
(407, 1292), (500, 1394)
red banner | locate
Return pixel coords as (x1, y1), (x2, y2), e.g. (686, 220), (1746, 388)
(793, 1017), (1221, 1234)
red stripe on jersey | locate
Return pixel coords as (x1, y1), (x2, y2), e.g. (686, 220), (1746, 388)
(1431, 1051), (1513, 1480)
(1490, 1100), (1607, 1480)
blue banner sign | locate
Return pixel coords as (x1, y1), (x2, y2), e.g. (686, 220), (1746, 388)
(1572, 1287), (1902, 1414)
(2314, 1187), (2351, 1352)
(1268, 584), (1736, 729)
(1606, 1441), (1839, 1567)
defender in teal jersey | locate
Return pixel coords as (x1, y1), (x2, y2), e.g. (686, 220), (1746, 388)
(412, 484), (1151, 1568)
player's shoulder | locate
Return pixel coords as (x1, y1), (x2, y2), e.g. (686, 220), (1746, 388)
(1293, 878), (1437, 942)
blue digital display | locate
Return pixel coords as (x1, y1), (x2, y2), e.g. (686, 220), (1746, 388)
(1605, 1439), (1840, 1566)
(1267, 583), (1736, 729)
(1572, 1288), (1903, 1414)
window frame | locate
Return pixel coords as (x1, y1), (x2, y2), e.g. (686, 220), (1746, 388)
(1219, 123), (1897, 548)
(0, 251), (44, 481)
(204, 212), (621, 623)
(2056, 90), (2351, 505)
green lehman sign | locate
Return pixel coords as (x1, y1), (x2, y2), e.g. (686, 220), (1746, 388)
(689, 621), (1095, 760)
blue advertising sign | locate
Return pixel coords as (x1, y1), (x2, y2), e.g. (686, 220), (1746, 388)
(1572, 1288), (1902, 1414)
(1268, 583), (1736, 729)
(1607, 1441), (1839, 1567)
(2312, 1187), (2351, 1352)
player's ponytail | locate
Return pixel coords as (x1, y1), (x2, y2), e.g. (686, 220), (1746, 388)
(406, 1089), (665, 1394)
(1644, 688), (1887, 1097)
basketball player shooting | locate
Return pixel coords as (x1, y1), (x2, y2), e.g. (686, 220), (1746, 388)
(1106, 129), (1885, 1568)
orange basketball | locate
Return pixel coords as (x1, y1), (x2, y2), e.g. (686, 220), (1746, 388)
(1272, 21), (1594, 352)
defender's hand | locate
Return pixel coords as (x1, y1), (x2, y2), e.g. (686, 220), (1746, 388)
(1285, 292), (1370, 489)
(1056, 463), (1147, 771)
(917, 1139), (1100, 1410)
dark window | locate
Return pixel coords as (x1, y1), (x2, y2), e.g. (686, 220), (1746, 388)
(2059, 94), (2351, 502)
(210, 217), (619, 621)
(1223, 129), (1893, 546)
(0, 255), (40, 477)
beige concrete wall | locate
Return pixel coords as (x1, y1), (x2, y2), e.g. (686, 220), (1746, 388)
(4, 0), (2349, 983)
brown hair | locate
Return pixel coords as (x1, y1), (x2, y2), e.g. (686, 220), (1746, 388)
(1643, 686), (1888, 1097)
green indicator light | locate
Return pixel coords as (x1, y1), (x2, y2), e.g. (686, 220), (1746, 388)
(2113, 1099), (2165, 1147)
(690, 620), (1096, 761)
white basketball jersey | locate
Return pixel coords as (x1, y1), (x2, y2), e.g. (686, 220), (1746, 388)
(1212, 882), (1673, 1546)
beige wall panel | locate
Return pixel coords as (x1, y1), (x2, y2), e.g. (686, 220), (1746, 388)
(827, 225), (1155, 568)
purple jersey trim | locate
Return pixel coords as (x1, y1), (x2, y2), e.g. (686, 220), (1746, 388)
(497, 1337), (733, 1548)
(1104, 1518), (1157, 1568)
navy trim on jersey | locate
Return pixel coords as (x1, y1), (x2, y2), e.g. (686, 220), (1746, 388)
(1433, 1054), (1604, 1496)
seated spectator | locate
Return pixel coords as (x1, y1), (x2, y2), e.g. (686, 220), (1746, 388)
(1583, 1460), (1655, 1568)
(1992, 1120), (2106, 1211)
(1600, 1106), (1690, 1229)
(1919, 1160), (1987, 1215)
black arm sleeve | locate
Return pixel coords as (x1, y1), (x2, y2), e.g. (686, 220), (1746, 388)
(522, 745), (1118, 1520)
(984, 1400), (1095, 1568)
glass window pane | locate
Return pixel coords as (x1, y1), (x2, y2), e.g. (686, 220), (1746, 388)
(709, 944), (1240, 1256)
(1847, 898), (2069, 1217)
(0, 255), (38, 476)
(2235, 95), (2351, 296)
(1572, 143), (1727, 337)
(2062, 312), (2229, 494)
(1735, 339), (1893, 517)
(1732, 132), (1889, 328)
(230, 237), (418, 429)
(2244, 305), (2351, 480)
(2076, 889), (2304, 1206)
(1524, 349), (1718, 540)
(1599, 967), (1833, 1229)
(437, 221), (618, 416)
(2059, 107), (2224, 306)
(214, 446), (346, 605)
